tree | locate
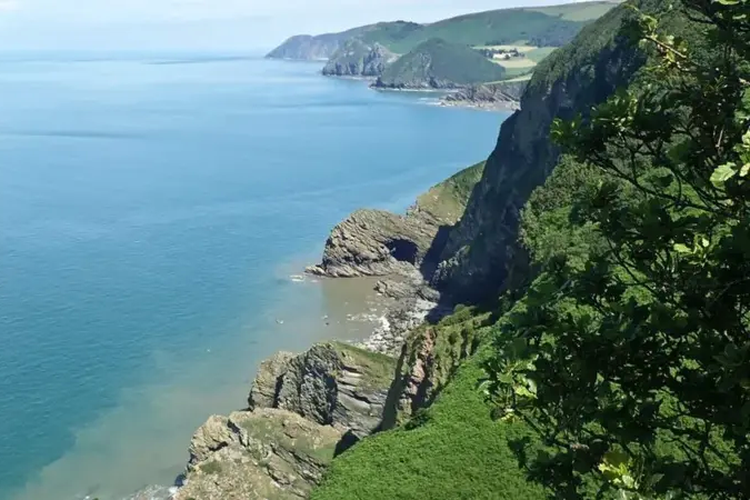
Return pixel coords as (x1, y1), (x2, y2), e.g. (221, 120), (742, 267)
(486, 0), (750, 498)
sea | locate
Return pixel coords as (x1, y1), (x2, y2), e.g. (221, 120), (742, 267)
(0, 51), (510, 500)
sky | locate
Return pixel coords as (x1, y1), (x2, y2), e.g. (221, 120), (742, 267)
(0, 0), (592, 51)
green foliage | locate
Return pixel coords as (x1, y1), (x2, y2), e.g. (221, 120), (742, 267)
(415, 161), (485, 224)
(487, 1), (750, 498)
(199, 461), (223, 475)
(377, 38), (507, 88)
(383, 4), (616, 54)
(311, 350), (546, 500)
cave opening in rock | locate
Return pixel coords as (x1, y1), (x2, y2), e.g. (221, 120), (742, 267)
(387, 239), (419, 264)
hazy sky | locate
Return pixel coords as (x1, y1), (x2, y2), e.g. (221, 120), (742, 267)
(0, 0), (589, 51)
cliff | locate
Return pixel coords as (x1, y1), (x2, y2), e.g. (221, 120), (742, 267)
(439, 81), (528, 111)
(174, 1), (663, 498)
(307, 162), (484, 280)
(431, 2), (649, 302)
(174, 343), (396, 499)
(265, 34), (349, 61)
(322, 40), (397, 77)
(266, 22), (420, 61)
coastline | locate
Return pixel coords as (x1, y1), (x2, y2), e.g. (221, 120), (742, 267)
(166, 156), (486, 500)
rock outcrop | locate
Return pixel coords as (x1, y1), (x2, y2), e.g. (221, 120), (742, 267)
(440, 82), (527, 111)
(249, 342), (396, 439)
(174, 409), (342, 500)
(175, 343), (396, 499)
(307, 162), (485, 280)
(322, 39), (398, 77)
(305, 209), (439, 278)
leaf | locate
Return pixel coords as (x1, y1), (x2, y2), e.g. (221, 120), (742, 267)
(711, 163), (737, 188)
(674, 243), (692, 254)
(741, 163), (750, 177)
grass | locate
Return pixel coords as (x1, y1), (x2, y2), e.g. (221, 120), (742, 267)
(493, 57), (537, 69)
(416, 162), (485, 225)
(526, 47), (558, 62)
(529, 1), (621, 22)
(377, 2), (618, 54)
(500, 67), (535, 79)
(378, 38), (507, 87)
(332, 341), (397, 391)
(472, 44), (538, 52)
(311, 348), (547, 500)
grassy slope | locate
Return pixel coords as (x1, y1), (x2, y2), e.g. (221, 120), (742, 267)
(312, 348), (545, 500)
(378, 39), (507, 87)
(415, 162), (485, 225)
(528, 1), (621, 21)
(380, 3), (618, 54)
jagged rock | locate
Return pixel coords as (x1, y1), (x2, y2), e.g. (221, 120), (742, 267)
(248, 352), (295, 409)
(174, 409), (342, 500)
(306, 209), (438, 278)
(176, 343), (396, 499)
(322, 39), (398, 77)
(374, 279), (413, 300)
(250, 342), (396, 438)
(440, 83), (525, 111)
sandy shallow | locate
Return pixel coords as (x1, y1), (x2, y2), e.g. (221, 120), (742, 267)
(10, 271), (394, 500)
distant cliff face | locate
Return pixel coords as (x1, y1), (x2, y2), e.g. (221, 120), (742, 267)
(322, 40), (398, 77)
(431, 2), (653, 302)
(265, 33), (350, 61)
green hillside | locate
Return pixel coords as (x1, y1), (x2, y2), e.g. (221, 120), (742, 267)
(375, 39), (507, 89)
(381, 3), (616, 54)
(267, 1), (620, 60)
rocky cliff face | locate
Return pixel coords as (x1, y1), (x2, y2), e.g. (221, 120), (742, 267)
(440, 81), (528, 111)
(307, 162), (485, 280)
(305, 209), (439, 278)
(174, 343), (396, 499)
(432, 4), (649, 302)
(249, 343), (396, 439)
(322, 40), (397, 77)
(175, 409), (342, 500)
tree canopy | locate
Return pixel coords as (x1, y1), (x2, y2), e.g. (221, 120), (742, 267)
(486, 0), (750, 498)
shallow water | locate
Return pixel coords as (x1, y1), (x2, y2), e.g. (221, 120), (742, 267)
(0, 51), (509, 500)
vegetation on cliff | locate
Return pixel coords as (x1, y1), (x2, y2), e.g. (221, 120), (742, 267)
(374, 39), (507, 89)
(485, 1), (750, 497)
(193, 1), (750, 499)
(267, 2), (619, 61)
(311, 1), (750, 499)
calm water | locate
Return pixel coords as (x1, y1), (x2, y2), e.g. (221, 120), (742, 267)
(0, 52), (508, 500)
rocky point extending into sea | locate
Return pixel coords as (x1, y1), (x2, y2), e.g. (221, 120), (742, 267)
(168, 159), (484, 500)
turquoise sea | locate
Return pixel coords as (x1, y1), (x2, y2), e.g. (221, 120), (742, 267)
(0, 52), (509, 500)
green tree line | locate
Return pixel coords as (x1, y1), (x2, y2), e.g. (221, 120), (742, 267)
(486, 0), (750, 498)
